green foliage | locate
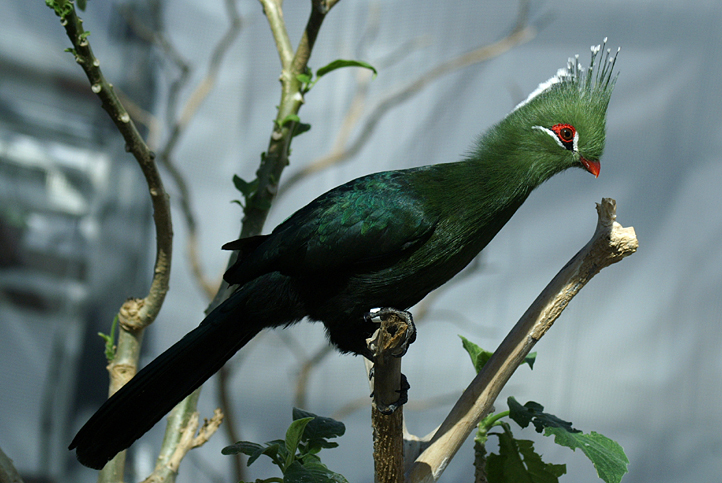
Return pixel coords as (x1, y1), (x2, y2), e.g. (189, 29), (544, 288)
(508, 397), (578, 434)
(231, 174), (260, 209)
(275, 114), (311, 139)
(462, 337), (629, 483)
(509, 397), (629, 483)
(487, 422), (567, 483)
(222, 408), (347, 483)
(45, 0), (73, 18)
(77, 0), (87, 11)
(316, 59), (377, 79)
(296, 59), (377, 94)
(460, 335), (535, 373)
(292, 121), (312, 138)
(544, 429), (629, 483)
(97, 314), (119, 362)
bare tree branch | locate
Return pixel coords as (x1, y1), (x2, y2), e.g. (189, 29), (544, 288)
(408, 198), (638, 482)
(294, 345), (334, 409)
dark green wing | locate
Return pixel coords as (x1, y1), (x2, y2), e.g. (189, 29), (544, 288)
(224, 170), (437, 285)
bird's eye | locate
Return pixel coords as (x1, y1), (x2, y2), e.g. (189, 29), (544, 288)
(551, 123), (576, 143)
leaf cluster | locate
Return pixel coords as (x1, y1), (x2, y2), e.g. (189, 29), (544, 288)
(461, 337), (629, 483)
(222, 408), (348, 483)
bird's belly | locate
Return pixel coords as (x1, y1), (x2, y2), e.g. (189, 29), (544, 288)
(299, 246), (478, 355)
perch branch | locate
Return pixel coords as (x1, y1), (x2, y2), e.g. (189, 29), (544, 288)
(408, 198), (638, 482)
(367, 310), (415, 483)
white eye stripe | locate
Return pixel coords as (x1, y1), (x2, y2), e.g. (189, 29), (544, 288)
(532, 125), (579, 152)
(532, 126), (564, 148)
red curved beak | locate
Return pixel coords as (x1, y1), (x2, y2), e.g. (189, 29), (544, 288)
(581, 157), (600, 178)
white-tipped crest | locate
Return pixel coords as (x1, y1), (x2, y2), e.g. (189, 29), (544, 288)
(513, 38), (619, 112)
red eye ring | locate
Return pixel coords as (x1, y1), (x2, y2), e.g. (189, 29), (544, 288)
(551, 123), (576, 143)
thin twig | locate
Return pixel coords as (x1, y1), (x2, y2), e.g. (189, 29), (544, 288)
(47, 3), (173, 480)
(258, 0), (294, 69)
(158, 0), (242, 300)
(294, 344), (335, 409)
(280, 1), (534, 193)
(408, 199), (638, 482)
(141, 406), (224, 483)
(208, 0), (341, 475)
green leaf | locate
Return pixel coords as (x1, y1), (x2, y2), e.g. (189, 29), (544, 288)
(222, 440), (286, 467)
(544, 429), (629, 483)
(293, 408), (345, 441)
(220, 440), (262, 456)
(276, 114), (300, 128)
(296, 73), (312, 84)
(508, 397), (578, 434)
(232, 175), (258, 198)
(460, 337), (536, 373)
(285, 417), (314, 468)
(283, 457), (349, 483)
(487, 423), (566, 483)
(316, 59), (377, 80)
(77, 0), (87, 11)
(525, 352), (537, 369)
(97, 315), (119, 362)
(292, 408), (345, 454)
(459, 335), (491, 373)
(292, 122), (312, 138)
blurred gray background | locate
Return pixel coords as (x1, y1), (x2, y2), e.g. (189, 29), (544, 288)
(1, 1), (720, 482)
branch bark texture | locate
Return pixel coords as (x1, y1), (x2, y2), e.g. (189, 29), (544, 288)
(368, 310), (414, 483)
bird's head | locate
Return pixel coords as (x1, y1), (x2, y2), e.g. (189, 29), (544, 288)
(496, 39), (619, 180)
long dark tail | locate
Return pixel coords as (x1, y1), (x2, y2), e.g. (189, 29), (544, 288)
(69, 274), (304, 470)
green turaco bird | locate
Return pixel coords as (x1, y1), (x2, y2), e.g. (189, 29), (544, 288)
(70, 41), (619, 469)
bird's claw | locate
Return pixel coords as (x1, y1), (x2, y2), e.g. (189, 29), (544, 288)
(364, 307), (416, 358)
(365, 307), (415, 413)
(373, 373), (410, 415)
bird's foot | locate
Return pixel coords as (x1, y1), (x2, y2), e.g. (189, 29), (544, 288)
(373, 373), (410, 415)
(364, 307), (415, 414)
(364, 307), (416, 357)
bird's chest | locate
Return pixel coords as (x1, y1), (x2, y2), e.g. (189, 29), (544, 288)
(344, 226), (483, 307)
